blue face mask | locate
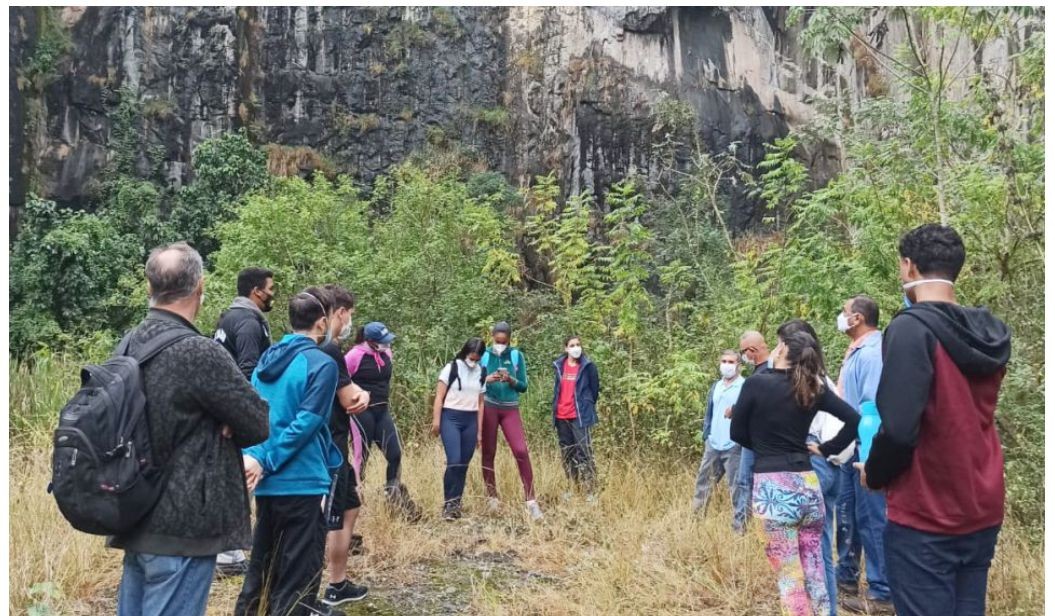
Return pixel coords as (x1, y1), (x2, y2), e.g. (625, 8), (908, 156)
(903, 294), (913, 309)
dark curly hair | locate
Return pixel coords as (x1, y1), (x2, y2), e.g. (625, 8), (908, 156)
(899, 223), (966, 281)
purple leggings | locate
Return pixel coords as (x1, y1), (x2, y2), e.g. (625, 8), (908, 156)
(480, 404), (535, 501)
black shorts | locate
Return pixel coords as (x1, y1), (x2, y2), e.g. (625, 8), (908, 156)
(326, 461), (361, 530)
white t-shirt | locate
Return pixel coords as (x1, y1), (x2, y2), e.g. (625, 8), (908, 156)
(437, 359), (484, 411)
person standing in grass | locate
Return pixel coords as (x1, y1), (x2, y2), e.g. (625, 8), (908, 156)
(431, 337), (487, 520)
(313, 285), (371, 608)
(862, 224), (1010, 616)
(235, 291), (344, 616)
(551, 336), (600, 494)
(691, 349), (744, 526)
(732, 330), (773, 533)
(480, 321), (542, 520)
(346, 322), (422, 522)
(732, 326), (860, 616)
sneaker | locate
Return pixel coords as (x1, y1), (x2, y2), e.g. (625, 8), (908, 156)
(214, 550), (249, 579)
(841, 595), (894, 615)
(386, 484), (423, 523)
(442, 500), (462, 521)
(525, 499), (543, 521)
(487, 496), (501, 512)
(349, 533), (365, 556)
(322, 580), (369, 606)
(301, 599), (346, 615)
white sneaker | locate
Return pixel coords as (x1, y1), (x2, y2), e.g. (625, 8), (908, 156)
(525, 500), (543, 521)
(488, 497), (501, 512)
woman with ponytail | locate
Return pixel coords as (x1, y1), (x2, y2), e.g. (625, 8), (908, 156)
(731, 325), (860, 616)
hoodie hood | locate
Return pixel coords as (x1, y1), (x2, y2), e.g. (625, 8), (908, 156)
(229, 296), (263, 314)
(255, 334), (319, 383)
(900, 302), (1011, 376)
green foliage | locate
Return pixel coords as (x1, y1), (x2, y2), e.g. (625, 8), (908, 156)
(20, 7), (71, 91)
(471, 107), (511, 132)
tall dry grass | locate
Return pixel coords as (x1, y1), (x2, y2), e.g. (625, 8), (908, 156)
(11, 437), (1043, 615)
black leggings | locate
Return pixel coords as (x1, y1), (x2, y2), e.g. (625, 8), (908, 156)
(353, 405), (403, 486)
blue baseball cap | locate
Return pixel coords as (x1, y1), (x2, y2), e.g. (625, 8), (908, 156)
(364, 322), (396, 344)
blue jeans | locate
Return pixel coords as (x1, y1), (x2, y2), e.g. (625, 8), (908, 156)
(836, 453), (890, 600)
(117, 552), (216, 616)
(440, 408), (478, 503)
(733, 447), (754, 532)
(811, 455), (840, 615)
(885, 522), (1000, 616)
(836, 457), (862, 584)
(855, 471), (891, 600)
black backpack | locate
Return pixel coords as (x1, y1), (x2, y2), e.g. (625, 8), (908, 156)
(444, 359), (487, 402)
(49, 327), (194, 536)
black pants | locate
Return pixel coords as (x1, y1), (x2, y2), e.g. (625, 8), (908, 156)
(235, 495), (327, 616)
(556, 419), (596, 490)
(885, 522), (1000, 616)
(354, 405), (403, 486)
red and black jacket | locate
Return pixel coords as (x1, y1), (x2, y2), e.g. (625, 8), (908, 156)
(865, 301), (1011, 535)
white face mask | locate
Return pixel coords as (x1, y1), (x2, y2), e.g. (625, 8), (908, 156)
(741, 353), (751, 365)
(837, 312), (852, 334)
(339, 320), (353, 341)
(568, 345), (583, 359)
(492, 343), (507, 355)
(199, 290), (206, 306)
(465, 359), (478, 369)
(902, 278), (954, 291)
(719, 363), (738, 379)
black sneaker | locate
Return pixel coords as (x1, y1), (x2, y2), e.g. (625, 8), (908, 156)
(322, 580), (369, 606)
(349, 533), (365, 556)
(442, 500), (462, 521)
(386, 484), (423, 523)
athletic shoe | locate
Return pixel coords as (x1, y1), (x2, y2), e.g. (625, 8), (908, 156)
(840, 596), (895, 615)
(525, 499), (543, 521)
(321, 580), (369, 606)
(214, 550), (249, 579)
(350, 533), (365, 556)
(386, 484), (423, 523)
(442, 500), (462, 521)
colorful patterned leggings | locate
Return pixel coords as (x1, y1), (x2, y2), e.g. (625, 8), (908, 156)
(753, 470), (830, 616)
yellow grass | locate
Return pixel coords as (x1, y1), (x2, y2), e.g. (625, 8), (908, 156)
(11, 440), (1043, 615)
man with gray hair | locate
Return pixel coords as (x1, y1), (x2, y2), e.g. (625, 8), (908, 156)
(110, 242), (270, 616)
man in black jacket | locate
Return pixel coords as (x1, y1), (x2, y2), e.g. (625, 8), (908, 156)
(213, 266), (275, 575)
(214, 267), (275, 380)
(110, 243), (270, 616)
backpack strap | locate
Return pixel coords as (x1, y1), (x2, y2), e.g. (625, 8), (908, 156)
(118, 327), (196, 365)
(446, 359), (462, 391)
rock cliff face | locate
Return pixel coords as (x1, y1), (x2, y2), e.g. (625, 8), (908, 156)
(7, 6), (1020, 231)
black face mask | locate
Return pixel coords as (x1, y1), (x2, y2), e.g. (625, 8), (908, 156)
(261, 291), (275, 312)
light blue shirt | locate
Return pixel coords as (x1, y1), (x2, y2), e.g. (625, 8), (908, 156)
(707, 376), (744, 451)
(841, 330), (883, 413)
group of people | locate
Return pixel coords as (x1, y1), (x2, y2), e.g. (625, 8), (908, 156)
(109, 245), (601, 615)
(106, 223), (1009, 616)
(690, 223), (1011, 616)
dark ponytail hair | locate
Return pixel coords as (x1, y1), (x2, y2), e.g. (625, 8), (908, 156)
(456, 337), (486, 361)
(353, 325), (366, 345)
(781, 329), (825, 409)
(776, 319), (827, 378)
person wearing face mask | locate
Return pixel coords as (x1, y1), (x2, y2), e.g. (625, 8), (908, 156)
(860, 224), (1010, 616)
(729, 330), (773, 534)
(345, 322), (422, 522)
(691, 350), (745, 527)
(211, 267), (275, 577)
(236, 290), (345, 616)
(432, 338), (488, 520)
(777, 318), (855, 616)
(831, 295), (892, 614)
(731, 326), (861, 616)
(214, 267), (276, 381)
(308, 286), (372, 607)
(551, 336), (601, 494)
(480, 321), (542, 520)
